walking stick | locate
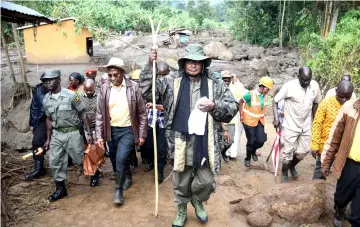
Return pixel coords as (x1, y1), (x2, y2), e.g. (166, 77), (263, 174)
(149, 16), (161, 218)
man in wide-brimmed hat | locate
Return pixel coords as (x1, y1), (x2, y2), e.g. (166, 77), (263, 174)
(96, 57), (148, 206)
(140, 44), (239, 227)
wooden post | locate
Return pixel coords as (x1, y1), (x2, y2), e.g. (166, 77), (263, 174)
(12, 23), (29, 98)
(1, 27), (16, 84)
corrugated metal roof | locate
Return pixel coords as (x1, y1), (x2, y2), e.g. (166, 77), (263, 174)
(1, 2), (47, 18)
(17, 17), (76, 30)
(1, 1), (55, 23)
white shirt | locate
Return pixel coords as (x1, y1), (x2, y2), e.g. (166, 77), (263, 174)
(274, 79), (322, 132)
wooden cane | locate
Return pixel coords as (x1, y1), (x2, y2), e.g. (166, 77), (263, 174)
(149, 16), (161, 218)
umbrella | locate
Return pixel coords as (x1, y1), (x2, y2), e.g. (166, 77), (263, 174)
(266, 129), (281, 176)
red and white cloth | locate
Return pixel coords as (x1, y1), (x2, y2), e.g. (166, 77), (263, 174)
(271, 130), (281, 176)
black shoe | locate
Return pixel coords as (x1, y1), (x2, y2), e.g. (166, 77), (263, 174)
(48, 181), (68, 202)
(244, 159), (250, 167)
(123, 171), (132, 191)
(90, 170), (100, 187)
(333, 206), (345, 227)
(222, 153), (230, 163)
(158, 172), (164, 184)
(251, 153), (258, 162)
(25, 159), (45, 180)
(104, 149), (110, 158)
(68, 156), (74, 167)
(144, 164), (154, 172)
(114, 172), (126, 205)
(282, 163), (289, 183)
(289, 157), (300, 179)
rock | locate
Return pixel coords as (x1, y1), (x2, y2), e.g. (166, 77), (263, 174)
(7, 99), (31, 133)
(13, 131), (33, 150)
(285, 67), (299, 78)
(203, 41), (227, 59)
(265, 47), (284, 56)
(234, 54), (248, 61)
(218, 50), (233, 61)
(236, 181), (326, 224)
(246, 47), (265, 60)
(249, 59), (263, 71)
(247, 211), (273, 227)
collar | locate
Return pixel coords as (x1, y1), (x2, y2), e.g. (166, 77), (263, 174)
(111, 78), (126, 88)
(297, 79), (312, 90)
(354, 99), (360, 110)
(50, 87), (65, 99)
(255, 90), (264, 97)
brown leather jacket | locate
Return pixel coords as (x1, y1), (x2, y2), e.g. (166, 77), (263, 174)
(321, 99), (360, 179)
(95, 77), (147, 142)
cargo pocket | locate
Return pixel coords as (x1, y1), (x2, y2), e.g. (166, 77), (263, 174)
(67, 130), (85, 165)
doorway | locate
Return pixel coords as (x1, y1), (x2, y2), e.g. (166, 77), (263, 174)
(86, 37), (93, 56)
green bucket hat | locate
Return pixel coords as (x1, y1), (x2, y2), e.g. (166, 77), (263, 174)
(178, 44), (212, 70)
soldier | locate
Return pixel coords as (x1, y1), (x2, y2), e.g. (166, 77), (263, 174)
(140, 44), (238, 227)
(42, 69), (94, 202)
(25, 73), (49, 179)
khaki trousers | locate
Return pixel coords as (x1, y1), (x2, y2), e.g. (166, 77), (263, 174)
(281, 127), (311, 164)
(173, 166), (215, 205)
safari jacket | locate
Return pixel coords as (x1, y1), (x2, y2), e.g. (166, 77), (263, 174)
(95, 77), (148, 143)
(321, 99), (360, 179)
(139, 64), (239, 173)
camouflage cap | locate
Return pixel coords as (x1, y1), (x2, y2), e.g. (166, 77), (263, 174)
(41, 69), (61, 80)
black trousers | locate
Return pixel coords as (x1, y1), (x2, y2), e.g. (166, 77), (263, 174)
(32, 118), (47, 161)
(144, 126), (167, 172)
(243, 122), (267, 160)
(334, 158), (360, 226)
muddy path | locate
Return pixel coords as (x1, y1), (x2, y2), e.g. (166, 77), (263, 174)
(9, 120), (344, 227)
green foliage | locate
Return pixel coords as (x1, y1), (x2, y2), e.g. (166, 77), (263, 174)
(304, 9), (360, 93)
(9, 0), (222, 44)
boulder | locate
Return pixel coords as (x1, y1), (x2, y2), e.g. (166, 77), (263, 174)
(203, 41), (227, 59)
(236, 181), (326, 224)
(7, 99), (31, 133)
(13, 131), (33, 150)
(218, 50), (234, 61)
(246, 47), (265, 60)
(234, 54), (248, 61)
(247, 211), (273, 227)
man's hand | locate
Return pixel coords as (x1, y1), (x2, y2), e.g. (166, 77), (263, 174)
(223, 130), (230, 143)
(139, 138), (145, 146)
(322, 168), (330, 180)
(146, 102), (153, 109)
(273, 119), (280, 129)
(97, 138), (104, 149)
(198, 99), (215, 112)
(87, 134), (94, 145)
(311, 150), (319, 159)
(44, 139), (50, 151)
(149, 47), (158, 63)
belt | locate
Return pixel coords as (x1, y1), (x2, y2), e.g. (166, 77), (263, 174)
(54, 126), (79, 133)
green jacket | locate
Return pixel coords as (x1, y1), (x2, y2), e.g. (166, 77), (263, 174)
(139, 64), (238, 173)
